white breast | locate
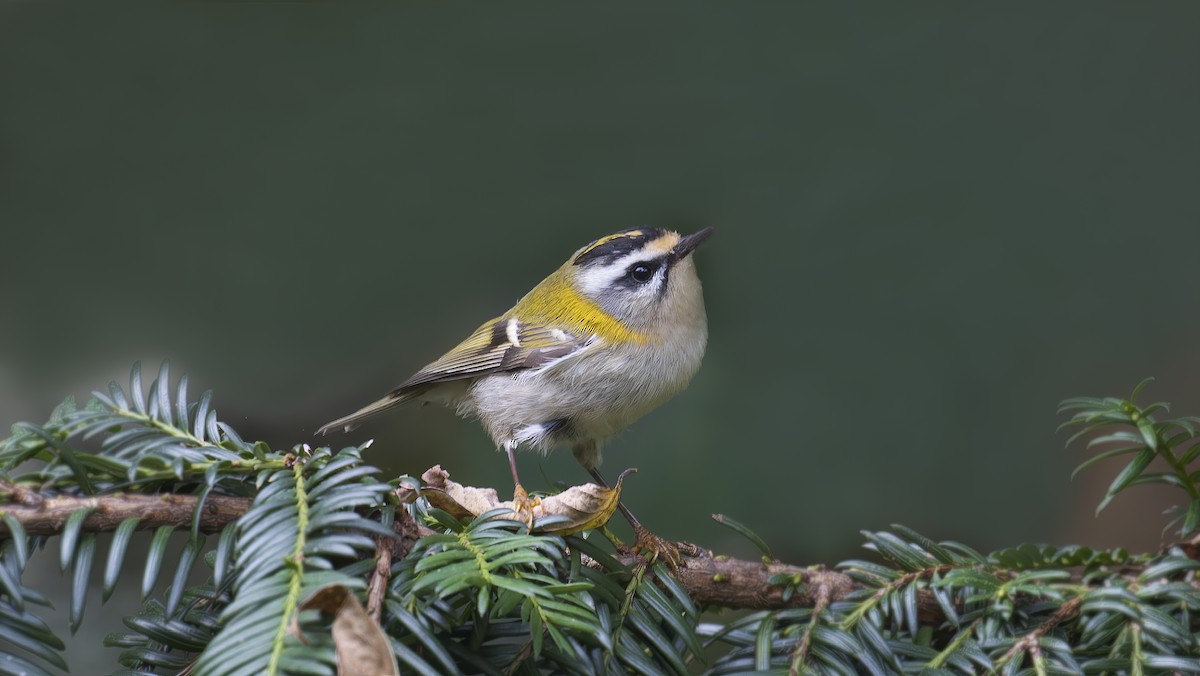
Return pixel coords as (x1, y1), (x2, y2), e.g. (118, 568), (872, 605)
(466, 322), (706, 453)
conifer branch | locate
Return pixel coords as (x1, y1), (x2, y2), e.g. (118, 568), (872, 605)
(0, 481), (865, 611)
(613, 549), (859, 610)
(0, 485), (251, 535)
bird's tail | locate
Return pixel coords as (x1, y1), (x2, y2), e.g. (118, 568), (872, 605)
(316, 392), (413, 436)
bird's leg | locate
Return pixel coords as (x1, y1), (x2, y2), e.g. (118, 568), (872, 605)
(585, 466), (696, 570)
(505, 441), (538, 529)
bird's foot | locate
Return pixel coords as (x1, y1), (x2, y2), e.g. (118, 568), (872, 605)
(628, 525), (700, 571)
(510, 484), (541, 531)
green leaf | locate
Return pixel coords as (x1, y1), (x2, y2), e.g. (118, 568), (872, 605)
(28, 427), (94, 494)
(194, 390), (213, 441)
(174, 373), (191, 430)
(0, 554), (26, 610)
(213, 526), (236, 589)
(615, 629), (664, 674)
(940, 541), (987, 564)
(889, 524), (958, 564)
(1139, 556), (1200, 581)
(1072, 445), (1147, 480)
(864, 530), (936, 571)
(1129, 377), (1155, 402)
(60, 508), (95, 572)
(1145, 655), (1200, 671)
(1136, 604), (1192, 644)
(902, 575), (919, 636)
(69, 534), (95, 634)
(391, 639), (443, 676)
(165, 535), (203, 616)
(1136, 418), (1158, 450)
(636, 575), (706, 663)
(155, 362), (172, 424)
(754, 615), (775, 670)
(106, 381), (129, 410)
(1079, 598), (1138, 619)
(529, 604), (544, 657)
(0, 621), (69, 671)
(189, 485), (215, 540)
(142, 525), (175, 599)
(711, 513), (773, 559)
(653, 563), (699, 622)
(544, 621), (573, 655)
(103, 518), (140, 602)
(1063, 421), (1111, 449)
(937, 568), (1002, 593)
(1181, 497), (1200, 537)
(387, 602), (458, 674)
(3, 513), (29, 570)
(129, 362), (146, 414)
(1085, 430), (1143, 448)
(625, 601), (690, 676)
(1098, 448), (1156, 514)
(564, 533), (625, 572)
(490, 576), (553, 600)
(542, 582), (593, 594)
(1057, 396), (1109, 412)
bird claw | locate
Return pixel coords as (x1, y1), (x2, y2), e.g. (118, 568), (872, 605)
(510, 484), (540, 531)
(629, 525), (698, 572)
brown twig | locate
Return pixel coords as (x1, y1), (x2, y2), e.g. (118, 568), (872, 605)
(0, 480), (45, 507)
(0, 491), (252, 535)
(851, 566), (952, 624)
(366, 537), (393, 623)
(614, 547), (858, 610)
(366, 507), (426, 622)
(996, 596), (1084, 667)
(789, 583), (832, 675)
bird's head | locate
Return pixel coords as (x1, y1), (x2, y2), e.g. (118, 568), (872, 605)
(562, 226), (714, 336)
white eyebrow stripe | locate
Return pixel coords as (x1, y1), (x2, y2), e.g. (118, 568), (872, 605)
(575, 250), (653, 296)
(506, 317), (521, 346)
(576, 260), (623, 296)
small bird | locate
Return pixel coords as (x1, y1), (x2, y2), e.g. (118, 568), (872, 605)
(318, 226), (712, 556)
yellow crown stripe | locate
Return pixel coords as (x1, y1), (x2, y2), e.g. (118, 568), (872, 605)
(575, 230), (645, 259)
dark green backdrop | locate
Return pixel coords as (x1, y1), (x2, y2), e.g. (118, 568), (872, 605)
(3, 4), (1197, 568)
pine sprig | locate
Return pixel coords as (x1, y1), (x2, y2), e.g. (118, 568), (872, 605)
(193, 445), (392, 676)
(1060, 378), (1200, 535)
(0, 361), (283, 675)
(707, 525), (1200, 674)
(0, 362), (285, 496)
(382, 504), (706, 675)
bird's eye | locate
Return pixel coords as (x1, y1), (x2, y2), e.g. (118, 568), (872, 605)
(629, 263), (655, 284)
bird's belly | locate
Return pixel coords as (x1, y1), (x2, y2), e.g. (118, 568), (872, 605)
(465, 344), (700, 452)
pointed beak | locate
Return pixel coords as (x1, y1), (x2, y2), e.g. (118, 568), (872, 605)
(671, 227), (715, 261)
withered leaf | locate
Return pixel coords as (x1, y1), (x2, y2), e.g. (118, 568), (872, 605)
(293, 585), (398, 676)
(419, 466), (633, 535)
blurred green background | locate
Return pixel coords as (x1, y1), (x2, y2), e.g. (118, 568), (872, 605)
(3, 2), (1198, 571)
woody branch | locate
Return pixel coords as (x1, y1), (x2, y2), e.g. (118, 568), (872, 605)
(0, 486), (866, 612)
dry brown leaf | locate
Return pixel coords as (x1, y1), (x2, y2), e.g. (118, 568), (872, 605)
(293, 585), (398, 676)
(421, 465), (501, 519)
(418, 466), (632, 536)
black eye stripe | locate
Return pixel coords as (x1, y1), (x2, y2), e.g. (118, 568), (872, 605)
(573, 228), (666, 267)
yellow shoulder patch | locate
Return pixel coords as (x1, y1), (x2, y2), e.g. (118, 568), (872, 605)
(519, 274), (648, 345)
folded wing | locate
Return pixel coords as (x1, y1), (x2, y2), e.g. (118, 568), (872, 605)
(395, 316), (585, 392)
